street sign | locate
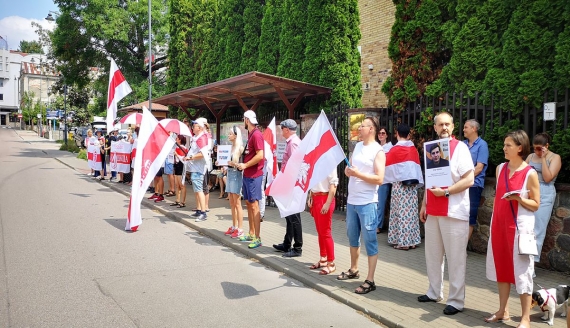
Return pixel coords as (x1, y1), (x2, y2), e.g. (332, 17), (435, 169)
(17, 114), (23, 118)
(544, 102), (556, 121)
(37, 114), (42, 118)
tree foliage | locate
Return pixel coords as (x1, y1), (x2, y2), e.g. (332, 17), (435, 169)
(276, 0), (308, 81)
(18, 40), (43, 54)
(256, 0), (282, 74)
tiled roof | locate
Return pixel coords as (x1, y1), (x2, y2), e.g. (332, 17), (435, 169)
(21, 62), (59, 76)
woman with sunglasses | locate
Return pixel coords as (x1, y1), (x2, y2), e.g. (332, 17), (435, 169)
(376, 126), (393, 234)
(525, 132), (561, 263)
(223, 126), (245, 238)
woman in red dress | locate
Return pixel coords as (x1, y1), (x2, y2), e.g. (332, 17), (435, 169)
(485, 130), (540, 328)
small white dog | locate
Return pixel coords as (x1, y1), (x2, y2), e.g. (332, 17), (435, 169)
(531, 285), (569, 326)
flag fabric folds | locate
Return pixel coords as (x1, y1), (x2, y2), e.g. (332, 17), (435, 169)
(106, 58), (133, 131)
(110, 140), (133, 173)
(262, 117), (278, 187)
(127, 106), (175, 231)
(383, 140), (424, 188)
(267, 111), (344, 217)
(87, 137), (102, 170)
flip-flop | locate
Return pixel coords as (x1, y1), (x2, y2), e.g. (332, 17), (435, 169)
(393, 246), (409, 251)
(484, 314), (511, 323)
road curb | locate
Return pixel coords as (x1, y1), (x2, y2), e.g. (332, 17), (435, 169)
(70, 175), (404, 327)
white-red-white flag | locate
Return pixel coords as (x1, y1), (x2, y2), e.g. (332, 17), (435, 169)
(106, 58), (132, 131)
(87, 136), (102, 170)
(262, 117), (277, 186)
(266, 111), (344, 217)
(383, 140), (424, 188)
(127, 106), (175, 231)
(110, 140), (133, 173)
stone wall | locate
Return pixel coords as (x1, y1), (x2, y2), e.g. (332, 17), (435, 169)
(470, 179), (570, 273)
(358, 0), (395, 108)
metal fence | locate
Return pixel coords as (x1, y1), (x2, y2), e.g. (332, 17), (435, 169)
(377, 89), (570, 141)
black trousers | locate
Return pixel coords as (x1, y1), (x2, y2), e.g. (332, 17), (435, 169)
(283, 213), (303, 251)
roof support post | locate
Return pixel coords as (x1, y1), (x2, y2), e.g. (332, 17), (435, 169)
(274, 86), (305, 119)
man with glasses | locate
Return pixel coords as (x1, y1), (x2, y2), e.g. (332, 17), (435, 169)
(236, 110), (265, 249)
(463, 119), (488, 241)
(426, 144), (449, 169)
(418, 112), (474, 316)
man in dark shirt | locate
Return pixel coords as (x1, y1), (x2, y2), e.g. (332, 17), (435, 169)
(426, 144), (449, 169)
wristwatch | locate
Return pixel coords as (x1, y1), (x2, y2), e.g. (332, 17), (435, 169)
(444, 189), (450, 198)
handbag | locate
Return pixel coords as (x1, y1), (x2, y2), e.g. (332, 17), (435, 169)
(503, 165), (538, 256)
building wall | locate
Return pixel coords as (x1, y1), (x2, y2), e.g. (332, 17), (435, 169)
(358, 0), (395, 108)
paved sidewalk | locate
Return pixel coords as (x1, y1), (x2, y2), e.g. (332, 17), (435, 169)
(16, 129), (570, 328)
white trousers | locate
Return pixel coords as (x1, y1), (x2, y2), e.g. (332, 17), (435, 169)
(424, 215), (469, 310)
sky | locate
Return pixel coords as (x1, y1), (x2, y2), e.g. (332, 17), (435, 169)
(0, 0), (58, 50)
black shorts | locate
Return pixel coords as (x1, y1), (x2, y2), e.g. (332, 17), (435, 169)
(174, 162), (184, 176)
(155, 167), (164, 177)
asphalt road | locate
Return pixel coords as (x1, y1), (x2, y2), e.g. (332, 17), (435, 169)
(0, 127), (381, 327)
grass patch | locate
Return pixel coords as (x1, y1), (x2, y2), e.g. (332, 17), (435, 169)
(77, 149), (87, 160)
(59, 142), (81, 154)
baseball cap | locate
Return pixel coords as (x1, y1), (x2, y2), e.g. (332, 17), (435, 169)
(243, 110), (258, 125)
(280, 119), (297, 130)
(192, 117), (207, 128)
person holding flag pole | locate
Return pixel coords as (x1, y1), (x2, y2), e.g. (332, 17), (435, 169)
(337, 116), (385, 295)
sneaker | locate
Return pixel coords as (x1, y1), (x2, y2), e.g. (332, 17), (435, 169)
(231, 229), (244, 239)
(238, 234), (253, 242)
(224, 227), (235, 236)
(191, 211), (200, 217)
(154, 195), (164, 202)
(248, 238), (262, 249)
(110, 177), (118, 182)
(148, 193), (158, 200)
(195, 213), (207, 222)
(147, 187), (155, 193)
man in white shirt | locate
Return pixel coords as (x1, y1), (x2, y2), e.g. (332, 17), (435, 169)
(417, 112), (474, 316)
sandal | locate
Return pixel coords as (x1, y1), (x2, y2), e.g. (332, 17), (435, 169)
(355, 280), (376, 294)
(393, 246), (409, 251)
(484, 314), (511, 323)
(309, 259), (328, 270)
(177, 203), (186, 208)
(319, 263), (336, 275)
(169, 202), (180, 207)
(337, 269), (360, 280)
(164, 190), (175, 197)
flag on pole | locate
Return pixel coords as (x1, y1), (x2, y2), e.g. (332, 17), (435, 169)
(383, 140), (424, 188)
(262, 117), (278, 186)
(266, 110), (345, 217)
(106, 58), (132, 131)
(127, 106), (175, 231)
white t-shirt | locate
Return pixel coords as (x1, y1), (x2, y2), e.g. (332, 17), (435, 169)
(382, 141), (393, 153)
(446, 141), (474, 221)
(311, 169), (339, 193)
(347, 141), (383, 205)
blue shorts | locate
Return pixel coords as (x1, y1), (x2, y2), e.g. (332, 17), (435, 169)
(346, 203), (379, 256)
(469, 186), (483, 226)
(242, 175), (263, 202)
(190, 172), (205, 193)
(164, 162), (173, 175)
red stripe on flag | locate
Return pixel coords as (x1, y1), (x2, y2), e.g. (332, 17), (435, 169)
(385, 145), (420, 166)
(294, 130), (337, 192)
(107, 70), (127, 108)
(140, 124), (172, 182)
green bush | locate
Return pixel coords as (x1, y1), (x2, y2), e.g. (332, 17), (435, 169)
(77, 149), (87, 160)
(59, 142), (81, 153)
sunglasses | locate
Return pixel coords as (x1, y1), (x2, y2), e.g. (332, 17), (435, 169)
(378, 132), (386, 135)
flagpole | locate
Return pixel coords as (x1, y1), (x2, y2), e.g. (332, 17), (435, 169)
(148, 0), (152, 114)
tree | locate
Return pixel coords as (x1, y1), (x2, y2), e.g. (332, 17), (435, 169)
(220, 0), (246, 78)
(256, 0), (282, 74)
(303, 0), (362, 109)
(50, 0), (169, 95)
(382, 0), (456, 112)
(167, 0), (196, 93)
(240, 0), (264, 73)
(276, 0), (308, 81)
(18, 40), (43, 54)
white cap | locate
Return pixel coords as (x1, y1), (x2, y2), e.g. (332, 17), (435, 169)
(192, 117), (207, 128)
(243, 110), (258, 125)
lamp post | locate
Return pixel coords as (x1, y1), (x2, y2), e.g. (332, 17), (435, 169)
(63, 84), (68, 146)
(30, 57), (44, 136)
(45, 11), (60, 21)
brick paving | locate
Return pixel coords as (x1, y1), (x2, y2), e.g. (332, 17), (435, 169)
(21, 130), (569, 328)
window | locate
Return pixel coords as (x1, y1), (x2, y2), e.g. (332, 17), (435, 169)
(5, 57), (9, 71)
(0, 80), (3, 87)
(0, 57), (2, 71)
(0, 94), (3, 100)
